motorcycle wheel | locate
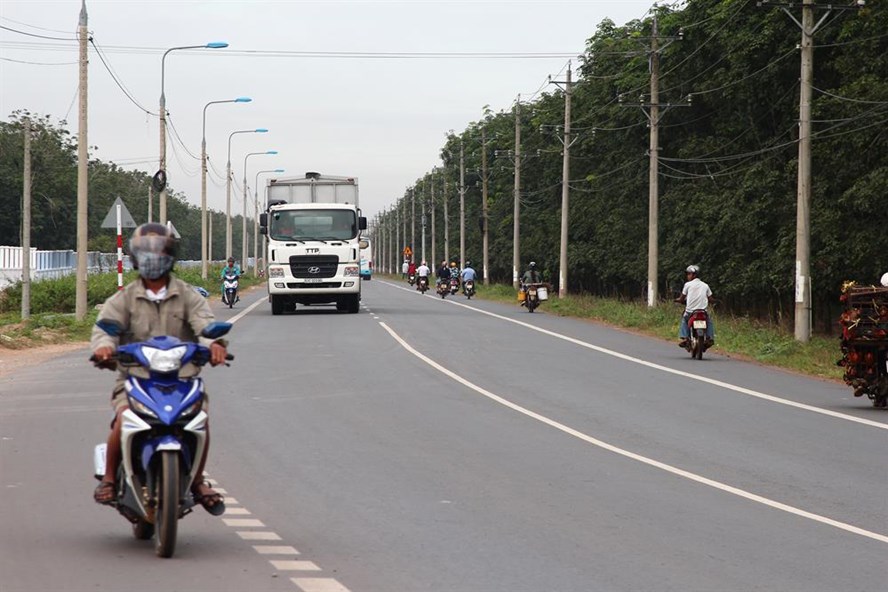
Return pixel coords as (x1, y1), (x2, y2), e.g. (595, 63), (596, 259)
(527, 298), (536, 313)
(154, 451), (180, 558)
(132, 518), (154, 541)
(692, 336), (704, 360)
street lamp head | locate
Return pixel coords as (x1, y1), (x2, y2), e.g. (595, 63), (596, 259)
(205, 42), (229, 49)
(255, 128), (269, 133)
(266, 150), (279, 155)
(234, 97), (252, 103)
(273, 168), (285, 173)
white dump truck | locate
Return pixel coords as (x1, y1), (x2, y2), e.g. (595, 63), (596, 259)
(259, 172), (367, 314)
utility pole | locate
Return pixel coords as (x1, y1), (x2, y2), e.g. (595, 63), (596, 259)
(148, 186), (153, 223)
(75, 0), (88, 321)
(620, 14), (685, 307)
(513, 97), (521, 289)
(411, 187), (416, 260)
(549, 63), (574, 298)
(443, 175), (450, 263)
(481, 127), (489, 284)
(459, 140), (466, 266)
(21, 118), (32, 320)
(421, 184), (427, 264)
(208, 213), (213, 264)
(430, 172), (437, 267)
(759, 0), (863, 341)
(395, 204), (400, 270)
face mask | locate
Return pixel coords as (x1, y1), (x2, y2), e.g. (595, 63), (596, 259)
(136, 252), (174, 280)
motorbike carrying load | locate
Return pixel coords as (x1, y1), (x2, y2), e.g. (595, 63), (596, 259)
(837, 281), (888, 407)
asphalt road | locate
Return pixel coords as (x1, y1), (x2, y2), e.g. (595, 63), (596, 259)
(1, 279), (886, 592)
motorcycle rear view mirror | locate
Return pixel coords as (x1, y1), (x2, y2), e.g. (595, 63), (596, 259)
(95, 319), (124, 337)
(201, 322), (232, 340)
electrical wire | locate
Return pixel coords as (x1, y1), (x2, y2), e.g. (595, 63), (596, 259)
(688, 46), (797, 98)
(813, 30), (888, 48)
(0, 56), (77, 65)
(812, 85), (888, 106)
(165, 113), (200, 160)
(0, 24), (76, 41)
(0, 16), (75, 35)
(89, 38), (156, 116)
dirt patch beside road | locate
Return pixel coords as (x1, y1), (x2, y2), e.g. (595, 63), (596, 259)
(0, 341), (88, 378)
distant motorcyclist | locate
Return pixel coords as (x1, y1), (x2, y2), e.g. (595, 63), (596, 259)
(436, 260), (450, 287)
(521, 261), (542, 285)
(461, 261), (477, 293)
(407, 260), (417, 280)
(675, 265), (715, 347)
(220, 257), (242, 303)
(416, 260), (431, 290)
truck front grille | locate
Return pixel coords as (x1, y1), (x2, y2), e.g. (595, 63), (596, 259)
(289, 255), (339, 278)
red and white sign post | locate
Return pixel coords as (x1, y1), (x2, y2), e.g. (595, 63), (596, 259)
(116, 204), (124, 290)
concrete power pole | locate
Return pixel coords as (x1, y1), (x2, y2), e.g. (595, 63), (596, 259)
(411, 187), (416, 259)
(548, 64), (573, 298)
(512, 98), (521, 289)
(761, 0), (861, 341)
(430, 173), (436, 267)
(459, 141), (466, 266)
(443, 175), (450, 264)
(21, 118), (32, 320)
(75, 0), (89, 320)
(481, 128), (489, 285)
(421, 184), (427, 264)
(620, 14), (685, 307)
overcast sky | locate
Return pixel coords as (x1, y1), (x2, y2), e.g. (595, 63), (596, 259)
(1, 0), (651, 222)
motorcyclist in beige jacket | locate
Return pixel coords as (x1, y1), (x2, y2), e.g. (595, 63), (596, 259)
(91, 223), (228, 515)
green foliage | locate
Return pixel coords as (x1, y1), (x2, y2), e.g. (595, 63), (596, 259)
(383, 0), (888, 331)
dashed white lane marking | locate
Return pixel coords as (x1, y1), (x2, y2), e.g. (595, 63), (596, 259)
(271, 560), (322, 571)
(379, 320), (888, 546)
(238, 531), (282, 541)
(291, 578), (351, 592)
(224, 507), (252, 515)
(222, 518), (265, 527)
(254, 545), (300, 554)
(379, 280), (888, 432)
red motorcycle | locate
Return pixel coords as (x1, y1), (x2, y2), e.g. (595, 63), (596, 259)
(682, 309), (712, 360)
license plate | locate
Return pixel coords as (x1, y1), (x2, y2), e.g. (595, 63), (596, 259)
(693, 320), (707, 329)
(529, 290), (537, 296)
(303, 278), (323, 283)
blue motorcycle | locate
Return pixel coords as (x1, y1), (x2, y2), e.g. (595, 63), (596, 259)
(92, 320), (232, 558)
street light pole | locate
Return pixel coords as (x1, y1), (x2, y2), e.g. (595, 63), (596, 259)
(243, 151), (278, 269)
(159, 41), (227, 225)
(201, 96), (251, 279)
(253, 168), (284, 277)
(226, 128), (268, 258)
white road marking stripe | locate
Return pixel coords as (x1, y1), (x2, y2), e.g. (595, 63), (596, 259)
(237, 531), (282, 540)
(380, 280), (887, 431)
(379, 321), (888, 546)
(291, 578), (351, 592)
(224, 497), (238, 504)
(253, 545), (300, 555)
(228, 298), (265, 323)
(270, 560), (321, 571)
(224, 507), (252, 515)
(223, 518), (265, 527)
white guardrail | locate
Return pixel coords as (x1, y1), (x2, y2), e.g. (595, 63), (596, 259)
(0, 246), (220, 290)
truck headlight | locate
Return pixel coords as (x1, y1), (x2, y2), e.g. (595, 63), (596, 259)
(344, 266), (359, 277)
(269, 267), (285, 278)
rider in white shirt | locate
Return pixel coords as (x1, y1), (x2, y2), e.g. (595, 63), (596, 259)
(415, 261), (431, 289)
(676, 265), (714, 345)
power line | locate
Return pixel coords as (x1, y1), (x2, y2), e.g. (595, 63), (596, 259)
(0, 16), (75, 35)
(89, 37), (156, 116)
(812, 85), (888, 106)
(0, 23), (76, 41)
(0, 56), (77, 65)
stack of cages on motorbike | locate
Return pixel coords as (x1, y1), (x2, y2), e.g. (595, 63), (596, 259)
(93, 321), (230, 557)
(838, 284), (888, 407)
(685, 309), (710, 360)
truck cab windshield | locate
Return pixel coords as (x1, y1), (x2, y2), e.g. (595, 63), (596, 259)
(270, 210), (357, 241)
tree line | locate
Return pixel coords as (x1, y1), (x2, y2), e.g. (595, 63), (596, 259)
(0, 111), (248, 262)
(378, 0), (887, 331)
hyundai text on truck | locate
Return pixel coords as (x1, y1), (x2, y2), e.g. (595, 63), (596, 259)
(259, 172), (367, 315)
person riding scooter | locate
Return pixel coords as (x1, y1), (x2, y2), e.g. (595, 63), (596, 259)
(220, 257), (242, 304)
(675, 265), (715, 348)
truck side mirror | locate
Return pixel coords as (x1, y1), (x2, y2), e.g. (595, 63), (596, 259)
(259, 213), (268, 227)
(358, 216), (367, 230)
(259, 226), (267, 235)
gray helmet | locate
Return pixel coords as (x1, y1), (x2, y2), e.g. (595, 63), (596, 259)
(686, 265), (699, 275)
(529, 261), (537, 268)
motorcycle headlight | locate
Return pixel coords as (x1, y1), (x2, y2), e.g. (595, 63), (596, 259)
(141, 345), (187, 373)
(128, 396), (158, 418)
(179, 399), (203, 419)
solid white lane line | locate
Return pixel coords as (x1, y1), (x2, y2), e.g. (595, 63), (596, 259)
(379, 321), (888, 546)
(379, 280), (887, 431)
(228, 297), (265, 324)
(291, 578), (351, 592)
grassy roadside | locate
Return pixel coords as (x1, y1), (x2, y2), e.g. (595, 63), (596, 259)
(380, 274), (843, 382)
(0, 268), (265, 350)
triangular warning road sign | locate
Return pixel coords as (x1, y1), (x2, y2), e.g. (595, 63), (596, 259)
(101, 197), (138, 229)
(166, 221), (181, 239)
